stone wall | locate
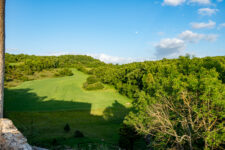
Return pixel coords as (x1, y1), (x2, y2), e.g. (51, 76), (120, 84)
(0, 118), (32, 150)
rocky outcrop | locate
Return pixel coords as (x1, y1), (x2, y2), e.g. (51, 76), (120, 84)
(0, 118), (32, 150)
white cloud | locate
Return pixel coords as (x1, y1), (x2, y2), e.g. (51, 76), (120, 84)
(179, 30), (203, 42)
(47, 51), (73, 56)
(203, 34), (218, 41)
(6, 48), (19, 52)
(6, 48), (24, 54)
(198, 8), (218, 16)
(190, 20), (216, 29)
(179, 30), (218, 42)
(88, 53), (132, 64)
(162, 0), (214, 7)
(189, 0), (211, 4)
(218, 23), (225, 29)
(88, 53), (151, 64)
(163, 0), (186, 6)
(154, 29), (218, 58)
(155, 38), (186, 58)
(162, 0), (219, 6)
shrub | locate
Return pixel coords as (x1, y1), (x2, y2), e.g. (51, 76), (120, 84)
(83, 82), (104, 90)
(74, 130), (84, 138)
(83, 75), (104, 90)
(55, 68), (73, 77)
(87, 69), (94, 75)
(52, 138), (58, 145)
(40, 74), (46, 77)
(64, 123), (70, 133)
(118, 124), (141, 150)
(20, 76), (29, 81)
(86, 75), (99, 84)
(77, 65), (88, 73)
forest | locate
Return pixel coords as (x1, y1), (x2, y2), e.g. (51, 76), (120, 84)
(5, 53), (225, 150)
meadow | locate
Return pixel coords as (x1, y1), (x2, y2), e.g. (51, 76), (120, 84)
(4, 69), (132, 148)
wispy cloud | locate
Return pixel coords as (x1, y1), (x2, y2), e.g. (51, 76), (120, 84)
(163, 0), (186, 6)
(218, 23), (225, 29)
(198, 8), (218, 16)
(46, 51), (75, 56)
(189, 0), (211, 5)
(6, 48), (23, 54)
(162, 0), (212, 6)
(89, 53), (151, 64)
(88, 53), (134, 64)
(190, 20), (216, 29)
(179, 30), (218, 42)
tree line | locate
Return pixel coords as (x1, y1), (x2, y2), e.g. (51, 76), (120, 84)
(5, 53), (105, 83)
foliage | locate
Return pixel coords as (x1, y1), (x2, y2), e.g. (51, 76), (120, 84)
(74, 130), (84, 138)
(83, 75), (104, 90)
(90, 55), (225, 149)
(76, 65), (88, 73)
(83, 82), (104, 90)
(5, 53), (105, 85)
(54, 68), (73, 77)
(64, 123), (70, 133)
(118, 124), (141, 150)
(86, 75), (99, 84)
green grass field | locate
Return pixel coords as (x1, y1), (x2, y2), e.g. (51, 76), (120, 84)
(4, 69), (132, 148)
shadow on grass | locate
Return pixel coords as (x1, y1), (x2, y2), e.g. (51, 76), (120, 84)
(4, 88), (92, 112)
(4, 88), (131, 148)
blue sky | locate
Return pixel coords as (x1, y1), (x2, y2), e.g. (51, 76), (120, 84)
(5, 0), (225, 63)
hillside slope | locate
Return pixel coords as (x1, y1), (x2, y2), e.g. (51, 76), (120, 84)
(4, 69), (132, 147)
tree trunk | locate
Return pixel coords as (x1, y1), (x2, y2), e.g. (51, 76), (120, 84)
(0, 0), (5, 118)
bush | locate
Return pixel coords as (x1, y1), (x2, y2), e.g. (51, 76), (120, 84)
(83, 82), (104, 90)
(86, 75), (99, 84)
(118, 125), (141, 150)
(55, 68), (73, 77)
(83, 75), (104, 90)
(20, 76), (29, 81)
(52, 138), (58, 145)
(87, 69), (94, 75)
(77, 65), (88, 73)
(40, 74), (47, 77)
(64, 123), (70, 133)
(74, 130), (84, 138)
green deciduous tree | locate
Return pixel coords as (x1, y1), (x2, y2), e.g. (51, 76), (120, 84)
(125, 67), (225, 149)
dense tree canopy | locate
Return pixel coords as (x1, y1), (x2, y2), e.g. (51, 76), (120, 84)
(91, 55), (225, 149)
